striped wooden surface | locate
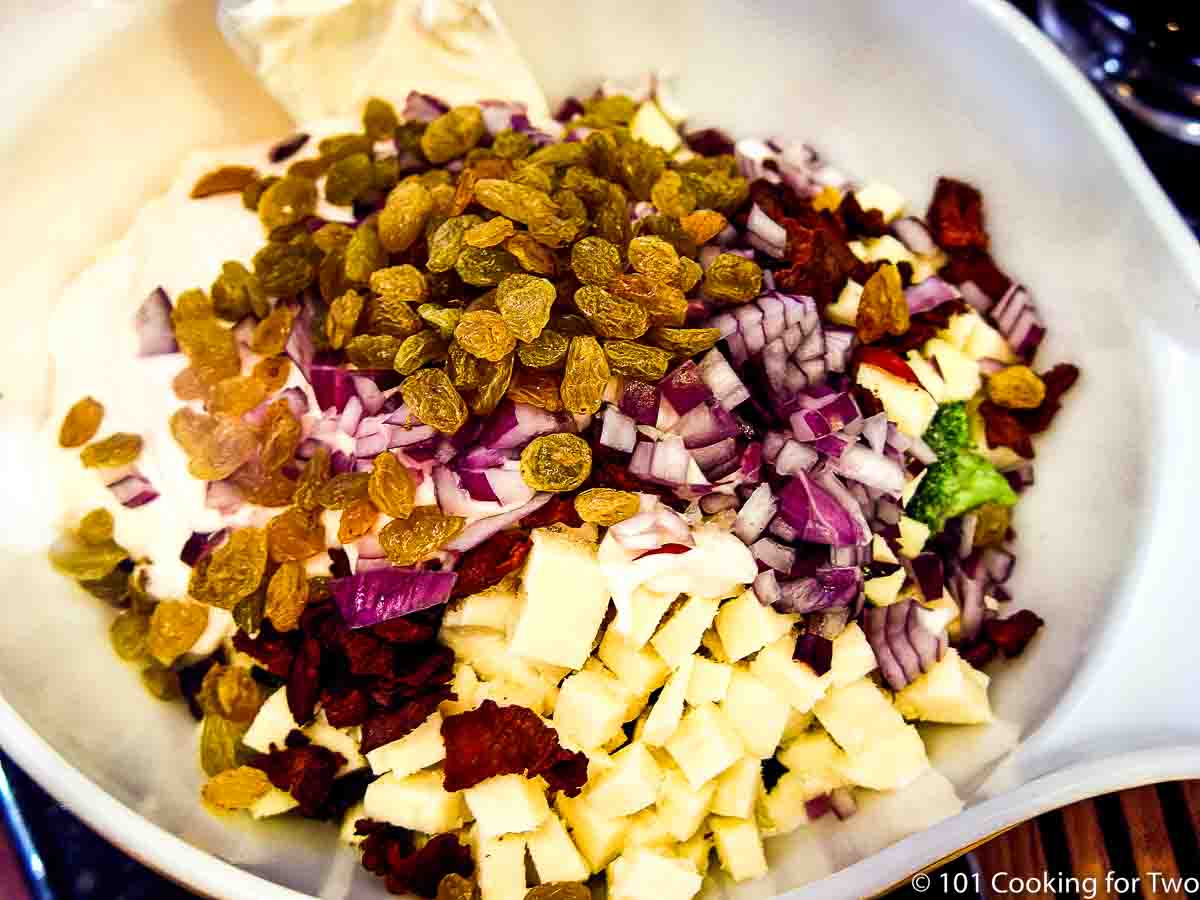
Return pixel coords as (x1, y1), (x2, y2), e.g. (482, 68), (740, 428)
(971, 781), (1200, 899)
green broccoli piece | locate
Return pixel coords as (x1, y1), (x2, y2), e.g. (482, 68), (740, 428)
(906, 450), (1017, 533)
(923, 401), (972, 460)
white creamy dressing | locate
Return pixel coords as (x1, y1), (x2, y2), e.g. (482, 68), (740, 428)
(220, 0), (549, 123)
(45, 122), (357, 600)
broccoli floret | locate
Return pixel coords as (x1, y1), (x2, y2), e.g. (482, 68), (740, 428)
(923, 401), (972, 460)
(907, 450), (1017, 533)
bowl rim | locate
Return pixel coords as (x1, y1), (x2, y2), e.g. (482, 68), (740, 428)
(2, 1), (1200, 899)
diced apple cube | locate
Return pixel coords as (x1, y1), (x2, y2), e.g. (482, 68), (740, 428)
(554, 669), (629, 750)
(700, 627), (730, 662)
(439, 628), (548, 688)
(781, 708), (814, 743)
(898, 516), (931, 559)
(630, 101), (682, 153)
(556, 793), (631, 873)
(865, 568), (907, 607)
(304, 710), (366, 776)
(583, 658), (645, 721)
(686, 656), (732, 705)
(872, 534), (900, 565)
(924, 338), (982, 401)
(599, 629), (671, 698)
(825, 279), (863, 327)
(761, 771), (816, 836)
(509, 528), (611, 669)
(608, 847), (703, 900)
(464, 773), (550, 839)
(830, 622), (878, 687)
(714, 589), (797, 662)
(441, 662), (480, 716)
(894, 649), (993, 724)
(854, 183), (906, 222)
(620, 587), (678, 649)
(860, 235), (917, 267)
(940, 311), (980, 351)
(904, 349), (950, 403)
(777, 730), (848, 797)
(901, 468), (927, 507)
(476, 677), (554, 717)
(625, 807), (675, 849)
(962, 315), (1017, 362)
(749, 636), (830, 713)
(366, 712), (445, 778)
(837, 724), (929, 790)
(441, 577), (519, 631)
(242, 687), (298, 754)
(720, 668), (791, 759)
(711, 756), (761, 819)
(710, 816), (768, 882)
(656, 764), (715, 842)
(665, 704), (743, 789)
(813, 678), (907, 755)
(527, 813), (589, 884)
(474, 830), (527, 900)
(363, 769), (465, 834)
(248, 786), (299, 820)
(651, 595), (721, 669)
(586, 742), (663, 818)
(856, 364), (938, 438)
(641, 657), (693, 747)
(677, 832), (713, 874)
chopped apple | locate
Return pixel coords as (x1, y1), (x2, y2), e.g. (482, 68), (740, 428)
(905, 351), (949, 403)
(825, 279), (863, 327)
(710, 816), (768, 882)
(856, 364), (938, 437)
(777, 730), (849, 797)
(527, 813), (590, 884)
(656, 763), (716, 842)
(829, 622), (878, 687)
(441, 662), (481, 716)
(630, 102), (682, 153)
(241, 687), (297, 754)
(641, 657), (694, 747)
(363, 769), (465, 834)
(854, 183), (906, 222)
(337, 802), (366, 844)
(872, 533), (900, 565)
(720, 668), (792, 758)
(651, 594), (721, 669)
(962, 314), (1017, 362)
(509, 528), (612, 669)
(624, 807), (675, 849)
(464, 773), (550, 840)
(677, 832), (713, 874)
(864, 568), (907, 607)
(366, 711), (445, 778)
(554, 668), (630, 750)
(761, 772), (811, 836)
(711, 756), (762, 819)
(441, 577), (520, 631)
(749, 635), (831, 713)
(608, 847), (703, 900)
(599, 628), (671, 698)
(620, 587), (678, 649)
(248, 787), (299, 820)
(813, 678), (908, 755)
(837, 723), (929, 790)
(714, 589), (797, 662)
(924, 338), (982, 401)
(781, 708), (815, 743)
(894, 649), (993, 724)
(898, 515), (931, 558)
(586, 742), (664, 818)
(859, 235), (917, 268)
(665, 703), (744, 790)
(473, 829), (528, 900)
(686, 656), (733, 706)
(556, 793), (631, 873)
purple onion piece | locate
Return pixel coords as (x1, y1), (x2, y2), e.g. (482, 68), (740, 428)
(133, 288), (178, 357)
(268, 133), (309, 163)
(332, 567), (456, 628)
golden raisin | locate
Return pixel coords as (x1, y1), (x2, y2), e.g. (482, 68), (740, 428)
(266, 561), (310, 632)
(59, 396), (104, 448)
(337, 496), (378, 543)
(202, 766), (272, 812)
(987, 365), (1046, 409)
(80, 433), (143, 469)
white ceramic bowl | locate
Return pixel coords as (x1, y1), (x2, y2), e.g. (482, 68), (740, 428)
(1, 1), (1199, 897)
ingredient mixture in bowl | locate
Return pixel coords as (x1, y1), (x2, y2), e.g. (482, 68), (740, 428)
(47, 84), (1078, 899)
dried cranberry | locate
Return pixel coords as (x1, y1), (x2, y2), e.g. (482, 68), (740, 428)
(984, 609), (1044, 658)
(451, 530), (531, 599)
(286, 636), (323, 725)
(854, 346), (919, 385)
(978, 401), (1035, 458)
(926, 177), (989, 251)
(254, 737), (344, 817)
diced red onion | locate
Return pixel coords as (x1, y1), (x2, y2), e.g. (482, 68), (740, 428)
(892, 217), (937, 255)
(457, 468), (499, 502)
(774, 566), (861, 614)
(106, 471), (159, 508)
(735, 138), (782, 184)
(1003, 463), (1035, 493)
(733, 483), (777, 544)
(907, 436), (938, 466)
(904, 277), (959, 315)
(691, 438), (738, 473)
(650, 436), (692, 484)
(180, 529), (228, 567)
(402, 90), (449, 122)
(793, 633), (834, 676)
(824, 326), (855, 374)
(874, 497), (902, 526)
(746, 204), (788, 255)
(768, 515), (799, 543)
(629, 441), (654, 479)
(699, 245), (722, 271)
(338, 395), (364, 435)
(484, 468), (535, 507)
(355, 555), (392, 574)
(951, 564), (986, 643)
(981, 548), (1015, 583)
(779, 471), (866, 547)
(444, 493), (553, 552)
(433, 465), (503, 519)
(477, 401), (561, 451)
(990, 284), (1045, 360)
(959, 280), (994, 313)
(659, 361), (711, 415)
(751, 537), (795, 573)
(309, 365), (398, 414)
(791, 408), (833, 442)
(332, 567), (456, 628)
(753, 569), (781, 607)
(478, 99), (528, 135)
(599, 405), (637, 453)
(284, 299), (316, 380)
(205, 480), (242, 515)
(620, 379), (660, 426)
(830, 543), (872, 567)
(862, 413), (889, 454)
(776, 440), (818, 476)
(671, 398), (739, 450)
(905, 600), (944, 676)
(907, 553), (945, 602)
(697, 349), (750, 410)
(133, 287), (177, 357)
(812, 433), (853, 459)
(958, 513), (979, 559)
(832, 445), (906, 495)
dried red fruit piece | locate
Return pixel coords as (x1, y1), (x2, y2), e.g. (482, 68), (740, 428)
(339, 630), (395, 677)
(978, 401), (1035, 458)
(838, 191), (888, 238)
(368, 644), (455, 707)
(926, 177), (988, 251)
(518, 495), (583, 529)
(1015, 363), (1080, 434)
(361, 691), (449, 755)
(773, 225), (861, 307)
(441, 699), (588, 796)
(985, 608), (1044, 658)
(232, 623), (298, 679)
(359, 823), (474, 899)
(321, 686), (369, 728)
(254, 733), (345, 817)
(451, 531), (531, 599)
(287, 636), (323, 725)
(370, 608), (442, 645)
(854, 346), (919, 385)
(940, 248), (1012, 301)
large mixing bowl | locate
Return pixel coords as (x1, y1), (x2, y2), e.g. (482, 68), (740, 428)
(1, 1), (1198, 897)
